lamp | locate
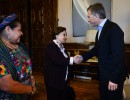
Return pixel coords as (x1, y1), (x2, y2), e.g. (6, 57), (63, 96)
(84, 30), (98, 62)
(84, 30), (97, 50)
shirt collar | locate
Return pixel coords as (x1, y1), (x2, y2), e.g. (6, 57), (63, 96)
(53, 39), (64, 49)
(99, 18), (107, 28)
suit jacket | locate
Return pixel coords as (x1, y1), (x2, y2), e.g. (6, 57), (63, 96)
(44, 41), (71, 90)
(82, 20), (127, 84)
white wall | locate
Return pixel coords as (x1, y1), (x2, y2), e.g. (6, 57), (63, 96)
(112, 0), (130, 43)
(58, 0), (130, 43)
(58, 0), (85, 43)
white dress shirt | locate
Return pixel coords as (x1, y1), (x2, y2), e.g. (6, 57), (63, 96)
(98, 18), (107, 39)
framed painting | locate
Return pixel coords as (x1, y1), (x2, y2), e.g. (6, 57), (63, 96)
(72, 0), (111, 37)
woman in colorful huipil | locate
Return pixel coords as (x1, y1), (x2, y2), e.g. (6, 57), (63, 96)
(0, 13), (38, 100)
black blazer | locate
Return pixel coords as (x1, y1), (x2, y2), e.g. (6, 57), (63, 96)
(82, 20), (127, 84)
(44, 41), (71, 90)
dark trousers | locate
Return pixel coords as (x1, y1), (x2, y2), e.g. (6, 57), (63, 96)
(99, 82), (124, 100)
(46, 86), (75, 100)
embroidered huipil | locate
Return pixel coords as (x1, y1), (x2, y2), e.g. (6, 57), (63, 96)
(9, 47), (32, 82)
(0, 46), (32, 99)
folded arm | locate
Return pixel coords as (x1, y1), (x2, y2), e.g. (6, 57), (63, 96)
(0, 74), (36, 95)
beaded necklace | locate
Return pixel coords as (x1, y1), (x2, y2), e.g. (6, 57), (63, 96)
(1, 38), (27, 63)
(1, 38), (18, 50)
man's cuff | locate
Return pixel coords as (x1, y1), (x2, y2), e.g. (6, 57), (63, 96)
(69, 57), (73, 65)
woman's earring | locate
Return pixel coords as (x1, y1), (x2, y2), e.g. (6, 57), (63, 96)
(7, 35), (11, 40)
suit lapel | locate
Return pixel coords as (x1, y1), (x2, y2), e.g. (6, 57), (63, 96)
(98, 20), (110, 43)
(95, 30), (99, 43)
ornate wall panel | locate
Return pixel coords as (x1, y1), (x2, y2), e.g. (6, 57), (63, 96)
(30, 0), (58, 72)
(0, 0), (58, 73)
(30, 0), (45, 72)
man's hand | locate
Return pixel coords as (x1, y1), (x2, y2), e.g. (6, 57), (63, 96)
(73, 55), (83, 64)
(108, 81), (118, 91)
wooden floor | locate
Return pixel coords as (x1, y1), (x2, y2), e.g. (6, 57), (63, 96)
(29, 73), (100, 100)
(70, 79), (100, 100)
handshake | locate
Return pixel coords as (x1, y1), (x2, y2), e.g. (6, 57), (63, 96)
(73, 55), (83, 64)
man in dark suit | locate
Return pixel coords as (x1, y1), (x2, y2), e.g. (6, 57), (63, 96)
(76, 3), (128, 100)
